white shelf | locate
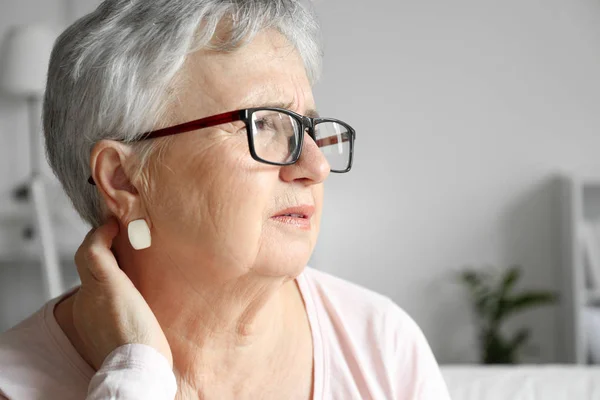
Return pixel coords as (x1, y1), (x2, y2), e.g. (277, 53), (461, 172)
(560, 174), (600, 365)
(586, 290), (600, 305)
(0, 252), (75, 265)
(0, 195), (87, 266)
(0, 205), (32, 224)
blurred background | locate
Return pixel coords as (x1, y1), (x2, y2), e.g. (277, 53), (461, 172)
(1, 0), (600, 374)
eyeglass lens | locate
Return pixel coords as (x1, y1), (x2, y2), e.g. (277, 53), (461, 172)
(251, 110), (300, 164)
(314, 121), (352, 172)
(251, 110), (351, 171)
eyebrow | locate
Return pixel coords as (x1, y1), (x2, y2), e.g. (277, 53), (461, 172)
(263, 102), (321, 118)
(238, 97), (321, 119)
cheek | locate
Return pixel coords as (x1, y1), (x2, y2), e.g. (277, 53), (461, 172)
(148, 137), (278, 266)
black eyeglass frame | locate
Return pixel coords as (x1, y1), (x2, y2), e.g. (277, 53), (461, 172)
(88, 107), (356, 185)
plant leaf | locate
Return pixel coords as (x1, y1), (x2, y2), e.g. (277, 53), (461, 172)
(510, 328), (530, 353)
(492, 266), (521, 322)
(502, 292), (558, 319)
(500, 266), (521, 297)
(460, 270), (493, 319)
(460, 270), (483, 291)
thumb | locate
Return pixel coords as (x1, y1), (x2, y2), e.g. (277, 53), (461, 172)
(75, 217), (122, 285)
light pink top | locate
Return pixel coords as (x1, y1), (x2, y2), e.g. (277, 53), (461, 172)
(0, 267), (450, 399)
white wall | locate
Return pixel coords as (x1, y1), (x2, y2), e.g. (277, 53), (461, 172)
(311, 0), (600, 363)
(1, 0), (599, 363)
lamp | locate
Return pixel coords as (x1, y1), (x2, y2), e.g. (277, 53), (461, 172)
(0, 25), (64, 299)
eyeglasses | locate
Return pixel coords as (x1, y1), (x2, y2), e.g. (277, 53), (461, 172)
(88, 107), (356, 185)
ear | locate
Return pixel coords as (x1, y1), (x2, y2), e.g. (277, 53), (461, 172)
(90, 140), (145, 222)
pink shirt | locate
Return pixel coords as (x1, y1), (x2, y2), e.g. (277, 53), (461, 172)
(0, 267), (450, 399)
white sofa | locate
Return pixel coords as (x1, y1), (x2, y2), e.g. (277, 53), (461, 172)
(441, 365), (600, 400)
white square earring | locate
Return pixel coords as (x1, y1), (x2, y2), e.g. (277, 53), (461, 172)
(128, 219), (152, 250)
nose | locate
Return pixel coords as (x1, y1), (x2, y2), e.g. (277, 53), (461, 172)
(279, 131), (330, 184)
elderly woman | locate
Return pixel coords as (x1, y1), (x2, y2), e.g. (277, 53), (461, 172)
(0, 0), (449, 399)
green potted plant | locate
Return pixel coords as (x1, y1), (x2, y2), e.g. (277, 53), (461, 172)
(459, 265), (558, 364)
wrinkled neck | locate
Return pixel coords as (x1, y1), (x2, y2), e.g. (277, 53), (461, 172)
(110, 231), (306, 385)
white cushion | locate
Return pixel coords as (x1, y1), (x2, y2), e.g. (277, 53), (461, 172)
(441, 365), (600, 400)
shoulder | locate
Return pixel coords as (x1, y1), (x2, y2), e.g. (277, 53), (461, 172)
(300, 267), (450, 399)
(301, 266), (391, 307)
(301, 266), (416, 333)
(0, 309), (51, 397)
(0, 308), (49, 367)
(0, 300), (88, 399)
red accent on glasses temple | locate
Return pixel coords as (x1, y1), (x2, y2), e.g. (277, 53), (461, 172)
(87, 110), (245, 185)
(141, 110), (244, 140)
(315, 134), (350, 148)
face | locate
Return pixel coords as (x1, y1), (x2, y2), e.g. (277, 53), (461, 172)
(143, 29), (330, 281)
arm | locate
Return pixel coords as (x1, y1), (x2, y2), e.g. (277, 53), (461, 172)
(87, 344), (177, 400)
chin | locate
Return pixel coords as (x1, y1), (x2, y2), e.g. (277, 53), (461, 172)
(255, 246), (312, 279)
(255, 263), (307, 280)
(253, 226), (317, 277)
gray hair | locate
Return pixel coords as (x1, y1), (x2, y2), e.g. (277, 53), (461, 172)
(43, 0), (323, 228)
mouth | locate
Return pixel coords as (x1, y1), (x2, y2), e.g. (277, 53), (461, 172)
(271, 205), (315, 230)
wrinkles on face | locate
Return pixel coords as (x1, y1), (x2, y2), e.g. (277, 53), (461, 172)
(145, 28), (322, 286)
(158, 137), (263, 277)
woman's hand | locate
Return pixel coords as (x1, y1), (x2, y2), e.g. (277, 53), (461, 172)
(71, 217), (172, 370)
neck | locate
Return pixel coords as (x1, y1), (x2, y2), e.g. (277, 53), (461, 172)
(111, 235), (309, 388)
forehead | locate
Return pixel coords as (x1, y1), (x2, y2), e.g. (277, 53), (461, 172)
(170, 29), (315, 122)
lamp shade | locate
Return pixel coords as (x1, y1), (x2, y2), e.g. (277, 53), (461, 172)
(1, 25), (57, 98)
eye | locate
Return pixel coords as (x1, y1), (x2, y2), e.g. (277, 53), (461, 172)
(254, 117), (277, 132)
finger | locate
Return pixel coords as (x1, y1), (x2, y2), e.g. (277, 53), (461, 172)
(87, 216), (120, 250)
(75, 217), (121, 284)
(75, 217), (119, 263)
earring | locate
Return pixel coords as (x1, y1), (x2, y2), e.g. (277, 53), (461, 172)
(128, 219), (151, 250)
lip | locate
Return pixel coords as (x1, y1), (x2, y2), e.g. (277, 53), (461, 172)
(272, 205), (315, 219)
(271, 205), (315, 231)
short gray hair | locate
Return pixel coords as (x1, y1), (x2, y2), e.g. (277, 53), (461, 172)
(44, 0), (323, 228)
